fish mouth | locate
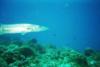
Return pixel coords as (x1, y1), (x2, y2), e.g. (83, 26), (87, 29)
(41, 26), (48, 31)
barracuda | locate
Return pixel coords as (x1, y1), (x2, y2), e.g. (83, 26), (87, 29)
(0, 23), (48, 35)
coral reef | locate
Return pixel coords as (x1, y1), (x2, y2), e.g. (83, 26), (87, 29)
(0, 38), (100, 67)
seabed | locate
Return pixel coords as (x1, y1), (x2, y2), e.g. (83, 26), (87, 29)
(0, 38), (100, 67)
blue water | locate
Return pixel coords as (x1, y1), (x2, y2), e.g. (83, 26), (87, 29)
(0, 0), (100, 51)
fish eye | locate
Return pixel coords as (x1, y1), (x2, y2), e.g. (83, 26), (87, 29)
(38, 26), (42, 28)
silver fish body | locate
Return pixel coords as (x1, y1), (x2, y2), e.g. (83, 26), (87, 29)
(0, 23), (48, 35)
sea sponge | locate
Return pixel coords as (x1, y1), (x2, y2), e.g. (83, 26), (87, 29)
(84, 48), (94, 56)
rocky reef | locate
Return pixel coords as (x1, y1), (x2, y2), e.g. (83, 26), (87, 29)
(0, 38), (100, 67)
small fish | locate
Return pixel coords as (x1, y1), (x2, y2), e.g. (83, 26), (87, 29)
(0, 23), (48, 35)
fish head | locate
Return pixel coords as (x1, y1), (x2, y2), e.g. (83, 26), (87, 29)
(28, 25), (48, 32)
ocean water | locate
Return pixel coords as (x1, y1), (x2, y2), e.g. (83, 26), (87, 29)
(0, 0), (100, 51)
